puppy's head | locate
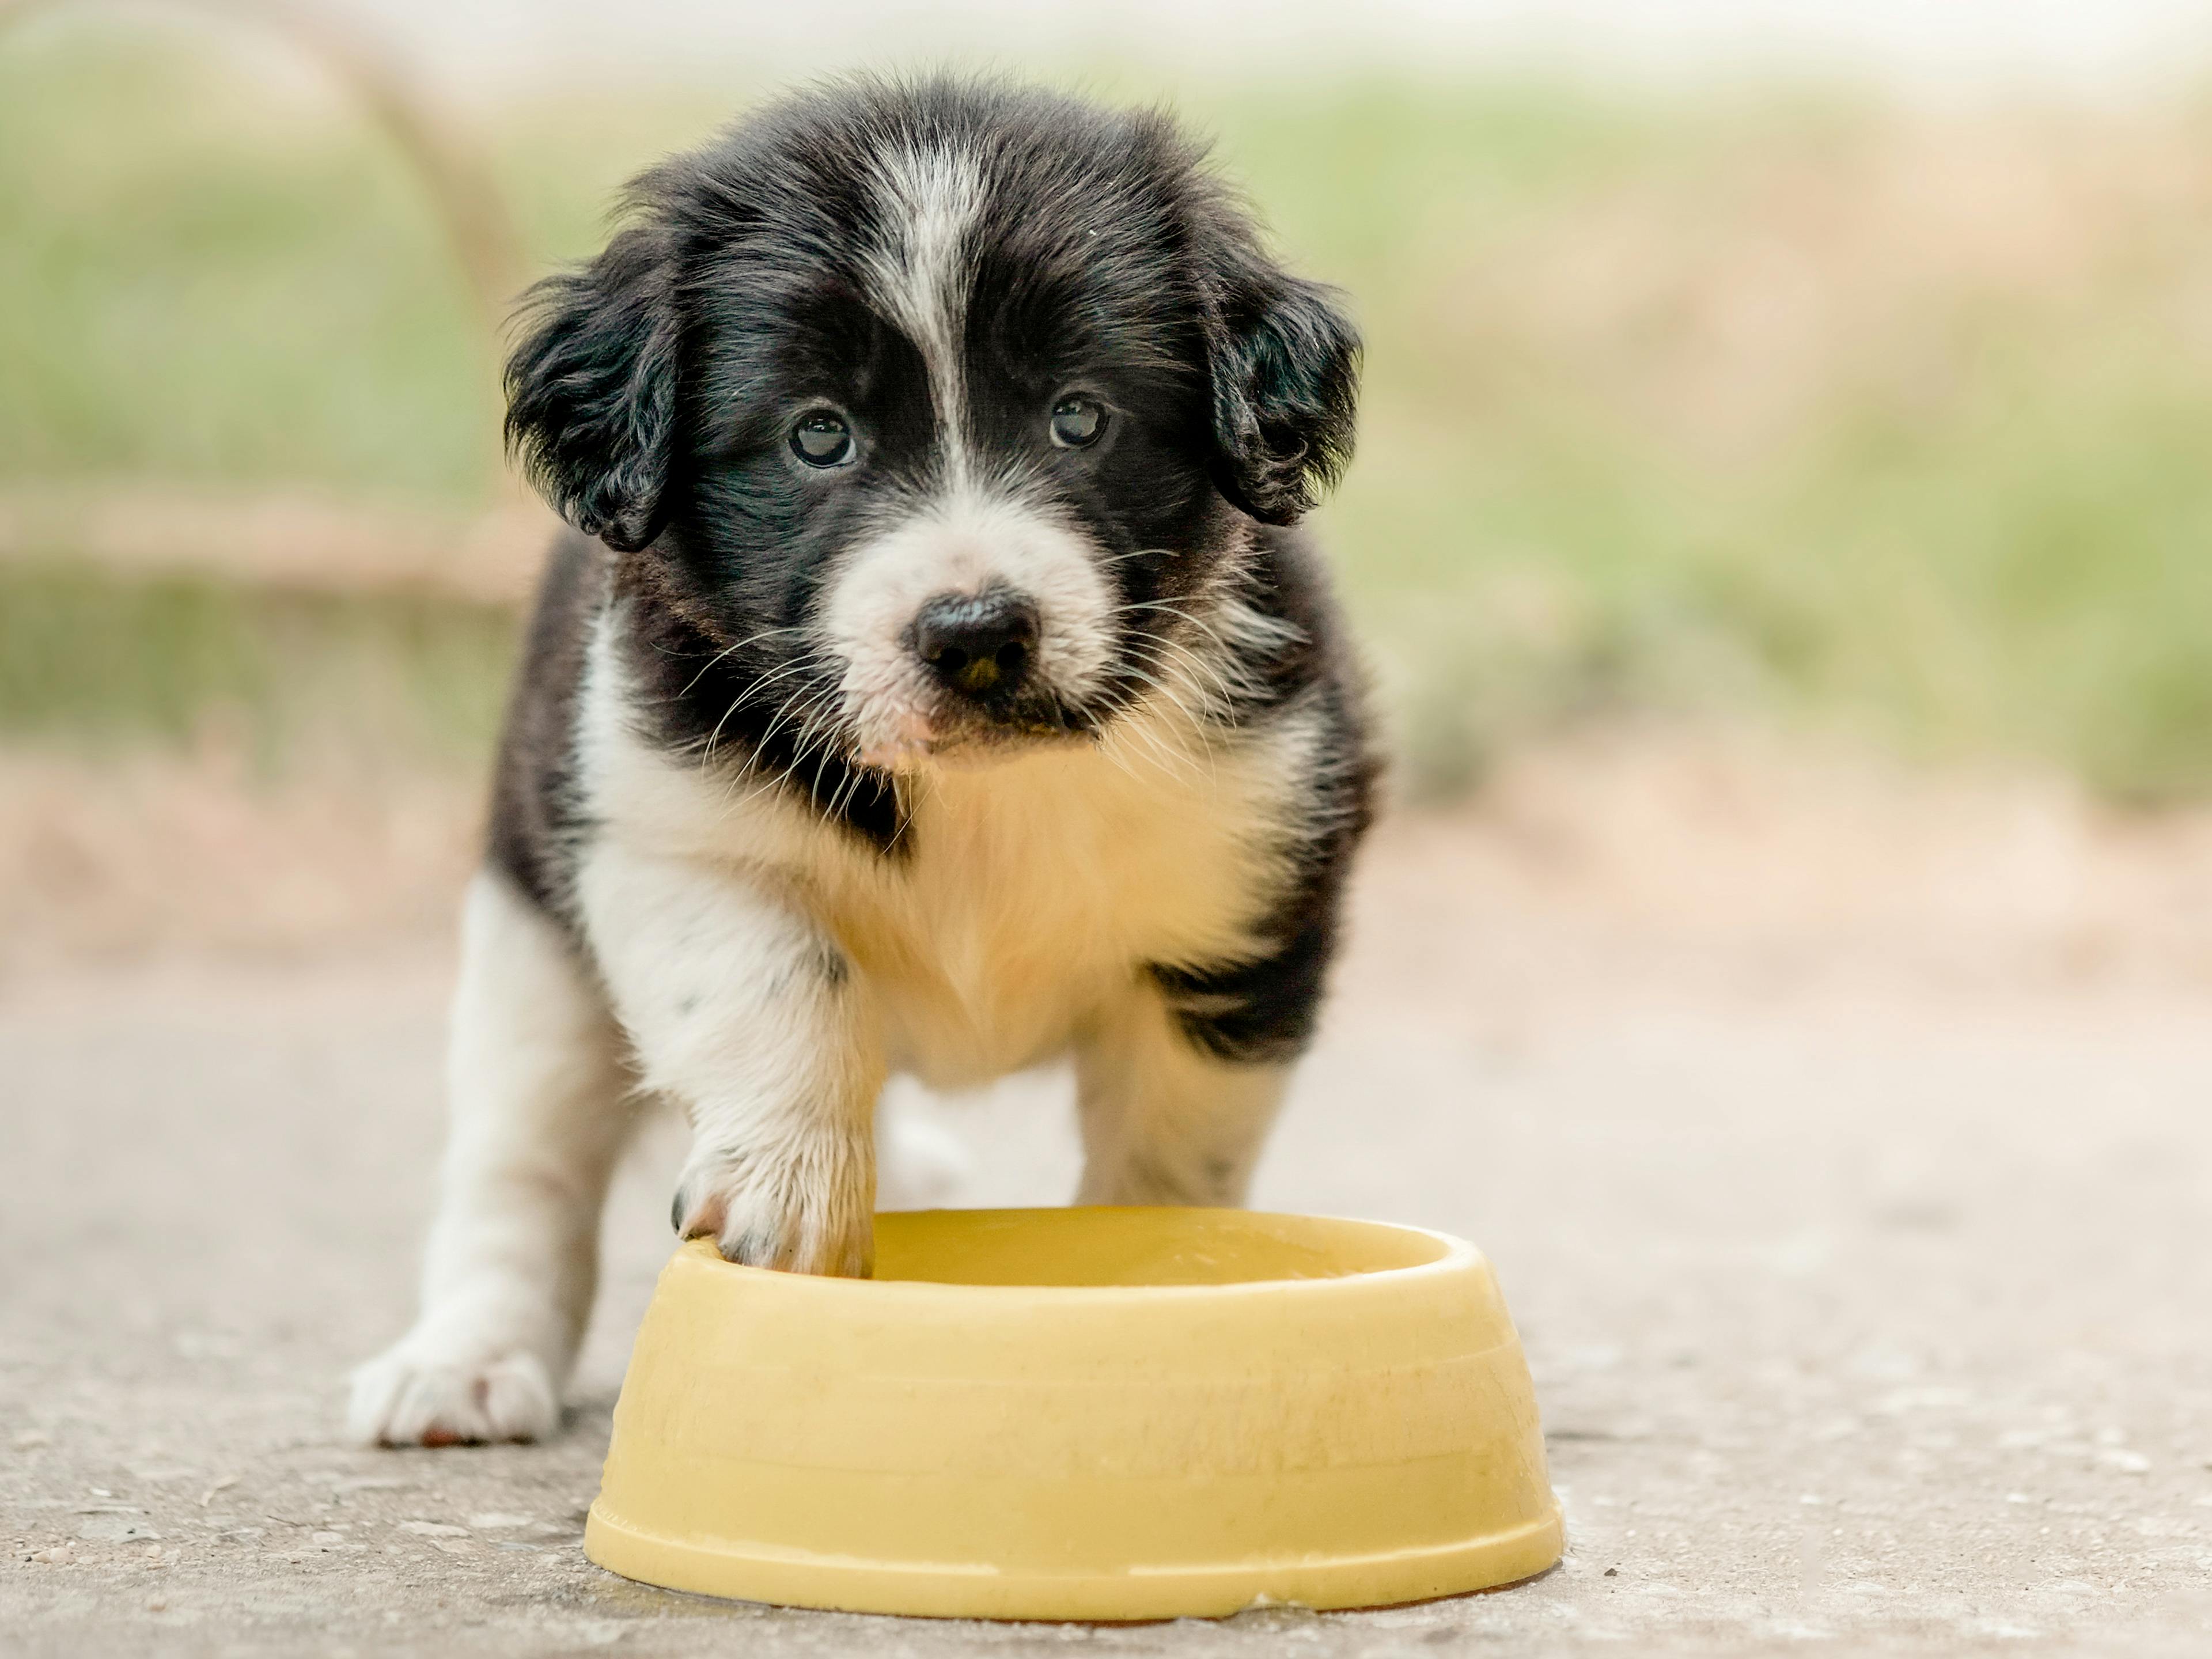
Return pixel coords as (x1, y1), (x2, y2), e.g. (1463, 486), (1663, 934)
(507, 76), (1358, 774)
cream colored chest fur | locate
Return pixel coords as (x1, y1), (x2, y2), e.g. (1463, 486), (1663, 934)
(816, 733), (1297, 1086)
(579, 620), (1314, 1090)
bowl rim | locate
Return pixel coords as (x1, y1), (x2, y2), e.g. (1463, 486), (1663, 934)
(672, 1206), (1484, 1305)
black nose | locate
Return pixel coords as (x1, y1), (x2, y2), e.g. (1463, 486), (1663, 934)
(912, 589), (1040, 698)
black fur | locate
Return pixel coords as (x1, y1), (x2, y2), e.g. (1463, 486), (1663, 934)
(505, 228), (679, 554)
(1149, 542), (1377, 1063)
(484, 529), (601, 918)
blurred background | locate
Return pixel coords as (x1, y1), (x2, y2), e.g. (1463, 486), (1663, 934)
(11, 7), (2212, 1645)
(9, 0), (2212, 970)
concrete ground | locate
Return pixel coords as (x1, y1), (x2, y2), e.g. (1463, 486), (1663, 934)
(7, 733), (2212, 1655)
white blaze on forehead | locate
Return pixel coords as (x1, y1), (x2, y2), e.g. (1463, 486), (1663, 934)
(839, 140), (1119, 770)
(861, 142), (987, 488)
(825, 491), (1116, 768)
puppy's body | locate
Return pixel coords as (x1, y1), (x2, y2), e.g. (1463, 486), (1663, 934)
(354, 77), (1374, 1446)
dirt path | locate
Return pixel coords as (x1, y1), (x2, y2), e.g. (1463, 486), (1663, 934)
(6, 730), (2212, 1654)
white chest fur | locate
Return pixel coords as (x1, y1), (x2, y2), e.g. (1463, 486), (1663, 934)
(577, 613), (1315, 1090)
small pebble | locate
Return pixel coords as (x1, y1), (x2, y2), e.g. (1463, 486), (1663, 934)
(146, 1597), (168, 1612)
(12, 1432), (51, 1452)
(32, 1545), (75, 1566)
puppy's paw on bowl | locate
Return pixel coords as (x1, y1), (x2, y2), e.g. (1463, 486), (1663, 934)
(673, 1147), (873, 1278)
(348, 1343), (559, 1448)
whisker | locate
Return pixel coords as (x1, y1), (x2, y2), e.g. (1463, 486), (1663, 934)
(695, 652), (838, 771)
(672, 623), (815, 701)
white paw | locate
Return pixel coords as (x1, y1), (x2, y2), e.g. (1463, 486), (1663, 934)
(673, 1138), (873, 1277)
(348, 1341), (559, 1448)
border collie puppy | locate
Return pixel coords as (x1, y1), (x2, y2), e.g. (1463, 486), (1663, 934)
(351, 74), (1374, 1446)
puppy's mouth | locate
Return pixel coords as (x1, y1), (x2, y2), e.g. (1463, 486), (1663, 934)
(855, 691), (1096, 773)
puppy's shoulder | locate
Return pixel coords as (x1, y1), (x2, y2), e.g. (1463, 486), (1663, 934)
(487, 529), (609, 926)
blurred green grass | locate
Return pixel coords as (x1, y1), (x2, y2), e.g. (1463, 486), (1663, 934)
(0, 565), (514, 771)
(7, 27), (2212, 797)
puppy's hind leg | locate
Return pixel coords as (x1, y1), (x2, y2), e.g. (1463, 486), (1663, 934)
(349, 869), (634, 1447)
(1074, 983), (1290, 1208)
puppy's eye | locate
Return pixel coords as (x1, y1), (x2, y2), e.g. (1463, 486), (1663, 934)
(1048, 395), (1107, 449)
(790, 410), (854, 467)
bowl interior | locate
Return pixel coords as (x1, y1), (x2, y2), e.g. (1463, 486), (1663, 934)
(869, 1207), (1452, 1288)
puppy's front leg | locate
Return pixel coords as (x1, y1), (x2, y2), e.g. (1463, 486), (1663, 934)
(1074, 984), (1290, 1207)
(581, 846), (880, 1276)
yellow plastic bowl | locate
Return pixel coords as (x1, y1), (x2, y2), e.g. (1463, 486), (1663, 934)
(585, 1207), (1562, 1620)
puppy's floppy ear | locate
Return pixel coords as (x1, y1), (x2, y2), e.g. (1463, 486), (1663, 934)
(504, 224), (679, 554)
(1206, 252), (1362, 527)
